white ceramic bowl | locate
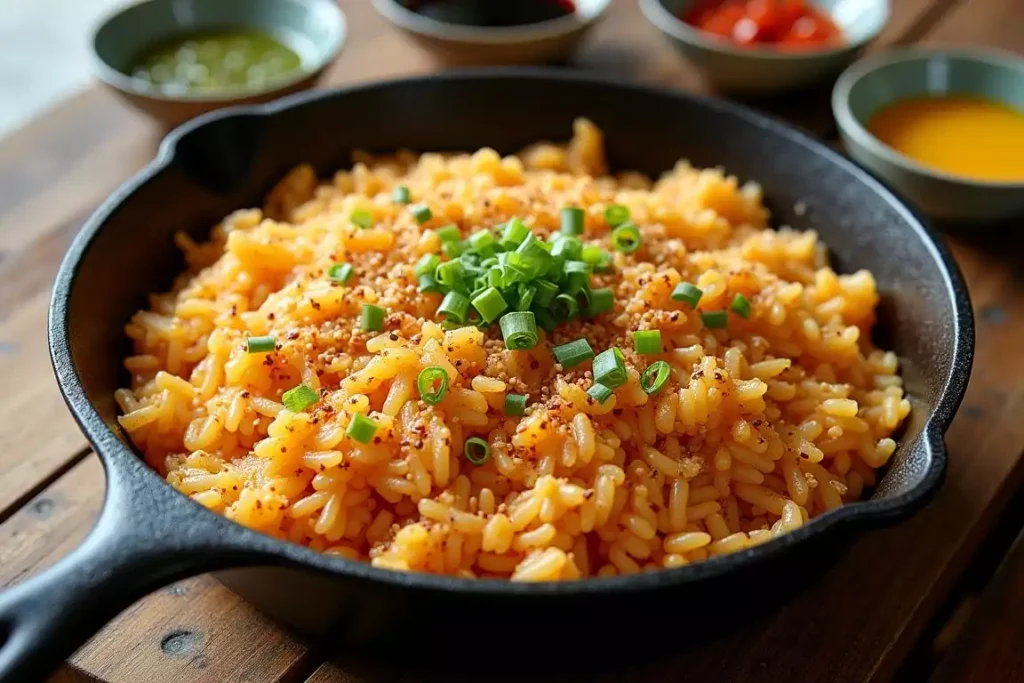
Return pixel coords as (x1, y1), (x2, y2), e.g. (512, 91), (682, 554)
(639, 0), (889, 93)
(372, 0), (611, 66)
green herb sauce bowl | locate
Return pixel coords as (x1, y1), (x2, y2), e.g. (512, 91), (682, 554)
(92, 0), (346, 128)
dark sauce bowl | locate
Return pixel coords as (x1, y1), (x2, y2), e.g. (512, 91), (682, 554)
(92, 0), (346, 128)
(0, 70), (972, 682)
(371, 0), (610, 65)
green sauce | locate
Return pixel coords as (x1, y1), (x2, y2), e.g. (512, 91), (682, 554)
(130, 30), (304, 94)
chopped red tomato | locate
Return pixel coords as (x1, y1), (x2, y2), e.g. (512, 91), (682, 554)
(682, 0), (843, 49)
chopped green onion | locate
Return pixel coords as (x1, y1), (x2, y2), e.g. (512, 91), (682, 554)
(246, 335), (276, 353)
(499, 311), (538, 350)
(533, 306), (558, 332)
(552, 338), (594, 368)
(533, 280), (559, 307)
(415, 254), (440, 278)
(551, 235), (581, 262)
(573, 286), (591, 313)
(346, 413), (378, 444)
(282, 384), (318, 413)
(587, 382), (614, 404)
(561, 207), (585, 235)
(516, 284), (536, 311)
(497, 251), (531, 284)
(632, 330), (662, 355)
(672, 282), (703, 308)
(730, 293), (752, 319)
(504, 393), (528, 416)
(581, 245), (607, 266)
(327, 263), (353, 284)
(470, 230), (496, 254)
(472, 287), (508, 323)
(464, 437), (491, 466)
(361, 304), (385, 332)
(552, 293), (580, 321)
(604, 204), (630, 227)
(410, 204), (432, 224)
(460, 253), (483, 272)
(516, 237), (552, 276)
(442, 240), (465, 258)
(612, 222), (642, 254)
(593, 252), (614, 273)
(586, 287), (614, 316)
(350, 209), (373, 230)
(702, 311), (729, 329)
(417, 366), (449, 405)
(593, 347), (627, 389)
(564, 260), (591, 276)
(438, 291), (471, 323)
(641, 361), (671, 395)
(501, 218), (530, 249)
(436, 260), (467, 293)
(393, 185), (411, 205)
(436, 224), (461, 243)
(486, 267), (503, 289)
(418, 274), (444, 294)
(566, 270), (590, 297)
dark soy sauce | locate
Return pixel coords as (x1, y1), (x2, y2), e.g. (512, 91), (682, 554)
(401, 0), (577, 27)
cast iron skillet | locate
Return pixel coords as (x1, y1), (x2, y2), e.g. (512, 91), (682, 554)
(0, 70), (973, 681)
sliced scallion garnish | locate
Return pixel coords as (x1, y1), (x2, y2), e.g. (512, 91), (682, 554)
(417, 366), (449, 405)
(282, 384), (318, 413)
(464, 437), (491, 465)
(499, 311), (538, 350)
(347, 413), (378, 444)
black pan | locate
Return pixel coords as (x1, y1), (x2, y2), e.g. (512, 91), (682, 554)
(0, 70), (973, 682)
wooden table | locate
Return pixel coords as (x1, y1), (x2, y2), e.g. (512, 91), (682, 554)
(1, 1), (1022, 681)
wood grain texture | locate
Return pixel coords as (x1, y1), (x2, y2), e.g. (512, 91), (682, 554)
(0, 0), (1021, 682)
(930, 529), (1024, 683)
(0, 89), (157, 517)
(921, 0), (1022, 50)
(0, 455), (314, 683)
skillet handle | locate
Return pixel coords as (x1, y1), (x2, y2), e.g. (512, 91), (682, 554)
(0, 489), (245, 682)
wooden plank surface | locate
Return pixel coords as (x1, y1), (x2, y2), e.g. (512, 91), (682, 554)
(0, 0), (1021, 682)
(0, 455), (312, 683)
(930, 529), (1024, 683)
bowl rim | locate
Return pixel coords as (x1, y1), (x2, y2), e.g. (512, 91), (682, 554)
(638, 0), (888, 60)
(52, 68), (973, 597)
(90, 0), (347, 104)
(832, 46), (1024, 190)
(369, 0), (611, 45)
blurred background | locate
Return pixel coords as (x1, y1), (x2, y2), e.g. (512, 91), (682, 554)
(0, 0), (122, 135)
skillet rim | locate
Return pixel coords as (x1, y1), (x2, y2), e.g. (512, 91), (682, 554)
(48, 68), (975, 597)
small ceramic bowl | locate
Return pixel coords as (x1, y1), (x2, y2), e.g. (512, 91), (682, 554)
(833, 48), (1024, 223)
(92, 0), (346, 129)
(371, 0), (610, 66)
(639, 0), (889, 93)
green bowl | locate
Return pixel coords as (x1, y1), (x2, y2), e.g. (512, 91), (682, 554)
(92, 0), (346, 128)
(833, 48), (1024, 222)
(639, 0), (889, 93)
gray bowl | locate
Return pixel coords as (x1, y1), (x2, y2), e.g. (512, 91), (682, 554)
(639, 0), (889, 93)
(833, 48), (1024, 223)
(92, 0), (346, 128)
(371, 0), (610, 66)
